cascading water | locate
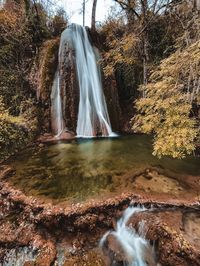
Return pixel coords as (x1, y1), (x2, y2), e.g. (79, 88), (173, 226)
(51, 69), (63, 137)
(51, 23), (115, 138)
(51, 24), (74, 137)
(71, 24), (114, 137)
(50, 25), (71, 137)
(100, 206), (156, 266)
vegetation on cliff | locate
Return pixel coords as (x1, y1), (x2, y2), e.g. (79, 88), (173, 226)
(101, 0), (200, 158)
(0, 97), (39, 160)
(134, 41), (200, 158)
(0, 0), (67, 159)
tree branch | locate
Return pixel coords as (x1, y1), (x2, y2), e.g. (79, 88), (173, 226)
(113, 0), (140, 18)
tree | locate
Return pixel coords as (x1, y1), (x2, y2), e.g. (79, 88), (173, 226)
(0, 0), (52, 113)
(49, 8), (67, 36)
(113, 0), (177, 95)
(132, 0), (200, 159)
(91, 0), (97, 31)
(0, 0), (67, 159)
(83, 0), (85, 26)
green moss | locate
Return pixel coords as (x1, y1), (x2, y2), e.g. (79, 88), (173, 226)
(38, 38), (60, 101)
(0, 97), (39, 161)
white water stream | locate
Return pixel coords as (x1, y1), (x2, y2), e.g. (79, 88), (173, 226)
(100, 206), (155, 266)
(51, 69), (63, 137)
(71, 24), (114, 137)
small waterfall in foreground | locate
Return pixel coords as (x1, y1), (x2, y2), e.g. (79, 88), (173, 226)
(100, 206), (156, 266)
(72, 24), (114, 137)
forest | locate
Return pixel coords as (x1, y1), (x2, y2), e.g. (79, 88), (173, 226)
(0, 0), (200, 265)
(0, 0), (199, 159)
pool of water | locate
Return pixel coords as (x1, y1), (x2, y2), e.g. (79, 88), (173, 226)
(9, 135), (200, 202)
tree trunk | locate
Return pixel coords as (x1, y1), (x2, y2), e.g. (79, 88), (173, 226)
(141, 0), (149, 97)
(143, 33), (148, 97)
(32, 0), (40, 22)
(91, 0), (97, 31)
(83, 0), (85, 26)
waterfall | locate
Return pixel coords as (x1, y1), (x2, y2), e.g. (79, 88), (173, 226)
(51, 24), (75, 137)
(51, 69), (63, 137)
(51, 23), (115, 138)
(100, 206), (155, 266)
(71, 24), (114, 137)
(50, 25), (71, 137)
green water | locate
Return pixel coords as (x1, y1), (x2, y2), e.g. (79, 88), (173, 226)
(9, 135), (200, 202)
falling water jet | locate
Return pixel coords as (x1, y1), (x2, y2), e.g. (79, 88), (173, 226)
(71, 24), (115, 138)
(51, 69), (64, 137)
(100, 206), (156, 266)
(51, 24), (75, 137)
(51, 26), (72, 138)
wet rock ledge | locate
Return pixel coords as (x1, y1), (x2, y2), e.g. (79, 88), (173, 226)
(0, 165), (200, 265)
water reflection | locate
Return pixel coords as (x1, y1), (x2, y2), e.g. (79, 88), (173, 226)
(9, 135), (200, 202)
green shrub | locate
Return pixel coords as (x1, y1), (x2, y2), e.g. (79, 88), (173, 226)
(0, 97), (38, 161)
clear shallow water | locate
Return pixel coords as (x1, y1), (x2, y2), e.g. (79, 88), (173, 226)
(9, 135), (200, 202)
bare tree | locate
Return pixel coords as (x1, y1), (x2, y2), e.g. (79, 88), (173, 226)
(113, 0), (177, 95)
(83, 0), (85, 26)
(91, 0), (97, 30)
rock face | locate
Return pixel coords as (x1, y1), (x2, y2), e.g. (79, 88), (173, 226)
(36, 38), (60, 132)
(103, 76), (121, 132)
(58, 42), (79, 133)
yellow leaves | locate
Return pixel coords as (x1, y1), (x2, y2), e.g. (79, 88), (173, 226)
(133, 41), (200, 158)
(110, 39), (118, 47)
(103, 65), (114, 76)
(135, 96), (198, 158)
(153, 40), (200, 84)
(113, 53), (124, 63)
(120, 34), (139, 52)
(0, 111), (24, 127)
(102, 27), (140, 77)
(0, 98), (38, 160)
(0, 10), (17, 27)
(0, 1), (25, 33)
(150, 111), (198, 158)
(153, 125), (197, 159)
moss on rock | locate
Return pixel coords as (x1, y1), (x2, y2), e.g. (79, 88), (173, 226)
(0, 97), (39, 161)
(38, 38), (60, 102)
